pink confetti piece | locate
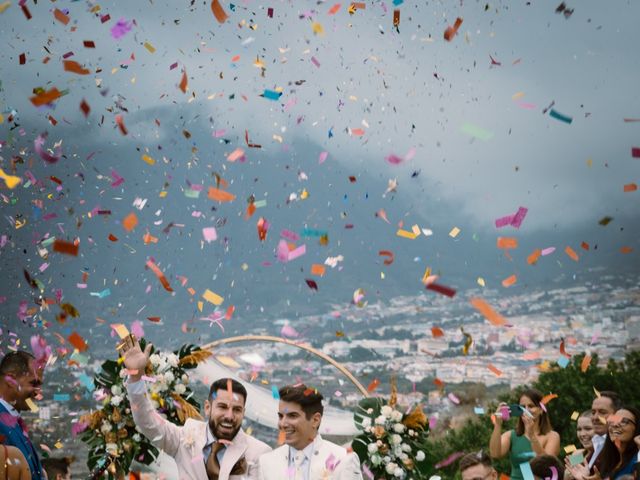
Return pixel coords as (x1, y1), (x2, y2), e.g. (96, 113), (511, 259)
(34, 132), (62, 164)
(435, 451), (465, 469)
(110, 18), (133, 39)
(130, 320), (144, 339)
(213, 129), (227, 138)
(385, 153), (403, 165)
(141, 375), (156, 382)
(202, 227), (217, 243)
(429, 415), (438, 429)
(311, 56), (320, 67)
(447, 392), (460, 404)
(318, 151), (328, 164)
(280, 229), (300, 241)
(227, 148), (245, 162)
(110, 169), (124, 188)
(287, 244), (306, 261)
(281, 324), (299, 338)
(541, 247), (556, 256)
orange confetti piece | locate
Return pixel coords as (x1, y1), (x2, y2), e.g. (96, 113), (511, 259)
(623, 183), (637, 192)
(433, 378), (444, 388)
(581, 241), (590, 251)
(541, 393), (558, 405)
(108, 234), (118, 242)
(350, 128), (365, 136)
(499, 474), (510, 480)
(231, 55), (240, 62)
(211, 0), (228, 23)
(52, 239), (79, 256)
(565, 246), (579, 262)
(527, 249), (541, 265)
(245, 202), (256, 219)
(366, 378), (380, 393)
(523, 351), (541, 360)
(122, 212), (138, 232)
(470, 297), (507, 326)
(179, 69), (188, 93)
(225, 305), (235, 320)
(502, 274), (517, 288)
(208, 187), (236, 202)
(444, 17), (463, 41)
(497, 237), (518, 249)
(378, 250), (394, 265)
(146, 259), (173, 292)
(115, 114), (128, 135)
(68, 332), (88, 352)
(328, 3), (341, 14)
(147, 317), (161, 323)
(53, 8), (70, 25)
(620, 246), (633, 254)
(311, 264), (326, 276)
(487, 364), (503, 376)
(143, 232), (158, 244)
(581, 355), (592, 373)
(431, 326), (444, 338)
(63, 60), (90, 75)
(30, 88), (63, 107)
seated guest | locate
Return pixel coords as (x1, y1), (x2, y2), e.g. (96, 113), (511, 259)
(597, 407), (640, 480)
(0, 444), (31, 479)
(565, 411), (595, 479)
(258, 384), (362, 480)
(490, 389), (561, 480)
(459, 451), (497, 480)
(41, 456), (73, 480)
(530, 455), (565, 480)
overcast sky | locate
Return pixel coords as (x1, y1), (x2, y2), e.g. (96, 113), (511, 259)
(0, 0), (638, 351)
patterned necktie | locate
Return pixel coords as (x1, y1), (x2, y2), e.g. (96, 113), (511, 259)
(205, 441), (225, 480)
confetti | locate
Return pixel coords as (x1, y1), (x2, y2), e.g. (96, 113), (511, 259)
(211, 0), (229, 23)
(146, 259), (173, 292)
(470, 298), (507, 326)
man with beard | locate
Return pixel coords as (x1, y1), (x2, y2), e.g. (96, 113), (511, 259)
(122, 338), (271, 480)
(0, 351), (46, 479)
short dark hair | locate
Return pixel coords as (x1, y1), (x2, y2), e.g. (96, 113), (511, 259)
(208, 378), (247, 405)
(279, 384), (324, 419)
(0, 351), (35, 377)
(530, 455), (565, 479)
(459, 451), (493, 473)
(42, 456), (73, 478)
(598, 391), (622, 411)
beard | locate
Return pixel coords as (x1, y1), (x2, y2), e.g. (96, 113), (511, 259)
(209, 418), (241, 441)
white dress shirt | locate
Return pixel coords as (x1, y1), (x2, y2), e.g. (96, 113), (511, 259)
(0, 397), (19, 417)
(288, 437), (317, 480)
(589, 433), (606, 469)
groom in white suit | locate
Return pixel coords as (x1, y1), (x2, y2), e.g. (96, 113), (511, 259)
(258, 384), (363, 480)
(121, 337), (271, 480)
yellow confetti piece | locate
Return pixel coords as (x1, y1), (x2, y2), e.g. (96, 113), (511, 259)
(197, 301), (203, 312)
(216, 355), (240, 368)
(422, 267), (432, 283)
(593, 386), (600, 397)
(112, 323), (130, 339)
(0, 167), (22, 189)
(586, 158), (593, 167)
(141, 154), (156, 165)
(311, 22), (324, 35)
(380, 272), (385, 279)
(0, 2), (10, 14)
(159, 191), (168, 198)
(54, 441), (63, 449)
(241, 263), (249, 271)
(202, 289), (224, 306)
(25, 398), (39, 413)
(396, 229), (417, 239)
(477, 277), (485, 287)
(144, 42), (156, 53)
(571, 411), (580, 421)
(449, 227), (461, 238)
(300, 189), (309, 199)
(564, 444), (577, 454)
(0, 113), (4, 123)
(411, 224), (421, 236)
(512, 92), (525, 100)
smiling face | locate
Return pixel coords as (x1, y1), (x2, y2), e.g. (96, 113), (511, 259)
(608, 409), (637, 445)
(9, 359), (43, 412)
(577, 416), (595, 449)
(591, 396), (615, 436)
(204, 388), (245, 441)
(278, 400), (321, 450)
(519, 395), (541, 420)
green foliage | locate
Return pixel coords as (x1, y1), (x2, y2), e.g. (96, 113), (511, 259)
(424, 351), (640, 478)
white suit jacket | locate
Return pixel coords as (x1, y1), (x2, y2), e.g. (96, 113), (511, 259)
(257, 435), (363, 480)
(127, 382), (271, 480)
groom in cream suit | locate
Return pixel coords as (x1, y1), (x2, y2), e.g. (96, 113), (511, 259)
(258, 384), (363, 480)
(122, 338), (271, 479)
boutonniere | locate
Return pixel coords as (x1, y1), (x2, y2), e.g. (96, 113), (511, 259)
(183, 433), (196, 453)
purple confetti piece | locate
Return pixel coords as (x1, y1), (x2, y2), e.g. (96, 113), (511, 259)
(511, 207), (528, 228)
(310, 56), (320, 67)
(34, 132), (62, 163)
(110, 18), (133, 39)
(385, 154), (403, 165)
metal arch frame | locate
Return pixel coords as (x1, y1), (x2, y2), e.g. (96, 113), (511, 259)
(202, 335), (370, 398)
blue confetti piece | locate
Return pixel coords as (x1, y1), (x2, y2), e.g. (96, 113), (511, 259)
(520, 461), (535, 480)
(549, 108), (573, 124)
(474, 406), (485, 415)
(90, 288), (111, 299)
(393, 0), (404, 4)
(271, 385), (280, 399)
(53, 393), (70, 402)
(262, 89), (282, 101)
(557, 356), (570, 368)
(78, 373), (94, 391)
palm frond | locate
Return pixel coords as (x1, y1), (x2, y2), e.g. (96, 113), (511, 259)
(178, 348), (212, 366)
(171, 393), (203, 422)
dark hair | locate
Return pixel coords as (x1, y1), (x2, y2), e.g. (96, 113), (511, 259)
(597, 405), (640, 479)
(0, 351), (35, 377)
(279, 384), (324, 419)
(598, 391), (622, 412)
(42, 456), (74, 478)
(515, 388), (553, 436)
(530, 455), (565, 479)
(459, 451), (493, 473)
(208, 378), (247, 405)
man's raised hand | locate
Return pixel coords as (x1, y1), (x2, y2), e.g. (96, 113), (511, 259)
(120, 336), (152, 382)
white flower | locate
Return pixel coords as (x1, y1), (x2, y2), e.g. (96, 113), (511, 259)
(110, 385), (123, 396)
(367, 443), (379, 454)
(385, 462), (398, 474)
(361, 417), (372, 429)
(375, 415), (387, 425)
(381, 405), (393, 417)
(393, 446), (403, 458)
(100, 421), (113, 434)
(383, 456), (391, 464)
(167, 353), (179, 367)
(394, 467), (404, 478)
(111, 395), (123, 407)
(393, 423), (405, 433)
(390, 434), (402, 445)
(391, 410), (403, 422)
(132, 434), (141, 442)
(163, 371), (175, 383)
(416, 451), (426, 462)
(181, 374), (189, 383)
(371, 454), (382, 466)
(150, 354), (161, 366)
(366, 408), (374, 414)
(401, 443), (411, 452)
(174, 383), (186, 395)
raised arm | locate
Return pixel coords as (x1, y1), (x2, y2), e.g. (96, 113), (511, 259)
(490, 403), (512, 459)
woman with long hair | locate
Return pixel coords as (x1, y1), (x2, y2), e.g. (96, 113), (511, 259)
(490, 388), (561, 480)
(598, 406), (640, 479)
(566, 411), (596, 479)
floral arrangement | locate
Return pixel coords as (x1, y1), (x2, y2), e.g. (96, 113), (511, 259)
(79, 339), (211, 478)
(352, 390), (430, 479)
